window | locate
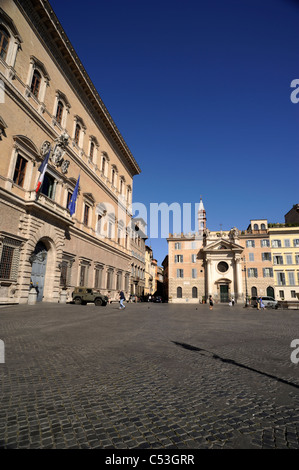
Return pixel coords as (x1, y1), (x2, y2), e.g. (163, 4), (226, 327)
(177, 269), (184, 278)
(0, 27), (9, 61)
(261, 224), (266, 230)
(106, 269), (113, 290)
(279, 290), (284, 298)
(175, 255), (183, 263)
(89, 141), (95, 160)
(79, 265), (86, 287)
(111, 168), (116, 187)
(291, 290), (297, 298)
(175, 242), (181, 250)
(296, 255), (299, 265)
(0, 245), (14, 279)
(66, 191), (72, 208)
(284, 239), (291, 247)
(108, 221), (113, 239)
(262, 252), (271, 261)
(40, 173), (55, 199)
(249, 253), (254, 262)
(248, 268), (258, 278)
(97, 215), (102, 235)
(288, 272), (295, 286)
(277, 272), (286, 286)
(126, 186), (131, 203)
(246, 240), (255, 248)
(13, 155), (27, 187)
(273, 255), (283, 265)
(286, 254), (293, 265)
(60, 261), (68, 287)
(83, 205), (89, 226)
(192, 287), (198, 298)
(101, 156), (106, 174)
(261, 239), (270, 247)
(253, 224), (258, 231)
(191, 254), (196, 263)
(263, 268), (273, 278)
(94, 268), (101, 288)
(272, 240), (281, 248)
(56, 100), (64, 125)
(31, 69), (42, 98)
(116, 271), (122, 290)
(192, 268), (197, 279)
(74, 123), (81, 145)
(294, 239), (299, 247)
(125, 274), (129, 292)
(177, 287), (182, 298)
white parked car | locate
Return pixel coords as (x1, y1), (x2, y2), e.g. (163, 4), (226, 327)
(251, 296), (278, 309)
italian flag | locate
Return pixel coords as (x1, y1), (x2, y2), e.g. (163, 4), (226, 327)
(35, 150), (50, 193)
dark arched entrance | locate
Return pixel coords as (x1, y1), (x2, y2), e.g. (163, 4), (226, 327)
(30, 241), (48, 302)
(267, 286), (275, 298)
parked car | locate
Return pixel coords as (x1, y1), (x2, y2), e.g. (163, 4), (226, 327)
(153, 296), (163, 303)
(72, 287), (108, 306)
(251, 296), (278, 309)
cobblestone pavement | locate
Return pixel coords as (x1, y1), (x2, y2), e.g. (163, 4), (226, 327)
(0, 301), (299, 449)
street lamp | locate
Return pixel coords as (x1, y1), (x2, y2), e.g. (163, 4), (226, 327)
(242, 256), (248, 307)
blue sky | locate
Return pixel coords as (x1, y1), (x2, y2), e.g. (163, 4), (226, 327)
(50, 0), (299, 265)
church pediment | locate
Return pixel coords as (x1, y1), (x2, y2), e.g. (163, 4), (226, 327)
(203, 239), (243, 253)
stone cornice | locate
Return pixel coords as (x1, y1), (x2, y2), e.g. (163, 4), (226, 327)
(14, 0), (141, 177)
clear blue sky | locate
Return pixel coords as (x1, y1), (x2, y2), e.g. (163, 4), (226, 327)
(50, 0), (299, 265)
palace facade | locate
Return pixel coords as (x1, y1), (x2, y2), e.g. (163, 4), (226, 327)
(0, 0), (141, 304)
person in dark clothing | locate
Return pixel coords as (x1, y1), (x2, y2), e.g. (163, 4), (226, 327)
(119, 291), (126, 309)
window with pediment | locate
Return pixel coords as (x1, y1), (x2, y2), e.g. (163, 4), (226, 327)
(0, 26), (9, 61)
(0, 9), (23, 68)
(26, 56), (50, 105)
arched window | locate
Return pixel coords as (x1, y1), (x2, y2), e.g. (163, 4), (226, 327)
(31, 69), (42, 98)
(56, 100), (64, 125)
(267, 286), (274, 298)
(74, 123), (81, 145)
(251, 286), (257, 297)
(0, 26), (9, 61)
(177, 287), (182, 298)
(253, 224), (259, 231)
(192, 287), (198, 298)
(261, 223), (266, 230)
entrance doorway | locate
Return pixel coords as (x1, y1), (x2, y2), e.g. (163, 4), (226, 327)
(31, 241), (48, 302)
(267, 286), (275, 298)
(220, 284), (229, 303)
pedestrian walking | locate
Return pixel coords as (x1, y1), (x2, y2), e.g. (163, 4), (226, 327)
(209, 295), (214, 310)
(119, 290), (126, 309)
(257, 297), (261, 310)
(231, 296), (235, 306)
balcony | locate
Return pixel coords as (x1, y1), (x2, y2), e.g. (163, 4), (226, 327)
(25, 190), (73, 225)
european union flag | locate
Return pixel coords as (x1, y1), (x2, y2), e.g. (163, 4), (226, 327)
(68, 175), (80, 216)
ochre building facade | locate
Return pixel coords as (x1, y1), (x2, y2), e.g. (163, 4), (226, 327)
(167, 201), (299, 304)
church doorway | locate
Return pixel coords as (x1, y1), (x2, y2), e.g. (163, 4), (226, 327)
(220, 284), (229, 303)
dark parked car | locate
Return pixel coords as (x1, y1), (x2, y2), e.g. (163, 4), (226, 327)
(153, 296), (162, 303)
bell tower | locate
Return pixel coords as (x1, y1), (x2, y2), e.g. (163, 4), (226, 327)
(198, 197), (206, 234)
